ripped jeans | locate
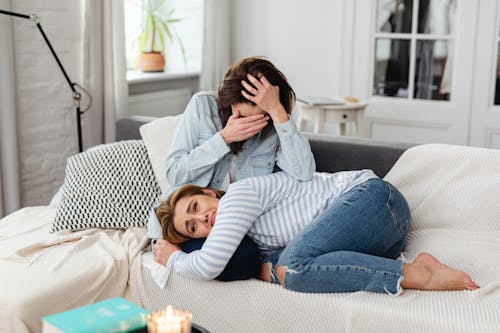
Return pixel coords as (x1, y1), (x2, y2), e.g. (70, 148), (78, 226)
(263, 178), (410, 294)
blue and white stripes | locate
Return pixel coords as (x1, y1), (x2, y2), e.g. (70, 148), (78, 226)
(168, 170), (377, 280)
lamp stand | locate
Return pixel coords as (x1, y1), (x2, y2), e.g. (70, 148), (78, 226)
(0, 9), (88, 152)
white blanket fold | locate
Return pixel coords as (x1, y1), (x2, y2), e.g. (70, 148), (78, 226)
(0, 207), (148, 333)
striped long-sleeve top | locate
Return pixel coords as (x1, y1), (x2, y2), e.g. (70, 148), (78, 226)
(167, 170), (377, 280)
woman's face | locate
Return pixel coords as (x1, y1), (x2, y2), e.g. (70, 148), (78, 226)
(231, 102), (265, 117)
(173, 191), (220, 239)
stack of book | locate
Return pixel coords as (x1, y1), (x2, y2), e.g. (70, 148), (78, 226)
(42, 297), (150, 333)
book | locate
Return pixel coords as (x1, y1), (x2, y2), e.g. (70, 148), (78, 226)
(296, 96), (345, 106)
(42, 297), (150, 333)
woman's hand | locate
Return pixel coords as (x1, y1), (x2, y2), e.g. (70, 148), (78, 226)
(153, 238), (181, 266)
(220, 110), (269, 144)
(241, 74), (289, 124)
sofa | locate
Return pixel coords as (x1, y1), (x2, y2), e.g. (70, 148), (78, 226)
(0, 116), (498, 333)
(118, 117), (500, 333)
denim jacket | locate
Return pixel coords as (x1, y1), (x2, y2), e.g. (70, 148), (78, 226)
(147, 91), (315, 238)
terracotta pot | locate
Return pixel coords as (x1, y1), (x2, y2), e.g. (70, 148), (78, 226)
(139, 52), (165, 72)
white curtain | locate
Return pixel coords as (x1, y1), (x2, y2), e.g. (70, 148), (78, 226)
(84, 0), (128, 147)
(199, 0), (231, 91)
(0, 0), (22, 218)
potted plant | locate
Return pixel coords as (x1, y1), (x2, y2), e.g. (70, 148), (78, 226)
(135, 0), (186, 72)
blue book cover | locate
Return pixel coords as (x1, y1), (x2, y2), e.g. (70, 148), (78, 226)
(42, 297), (150, 333)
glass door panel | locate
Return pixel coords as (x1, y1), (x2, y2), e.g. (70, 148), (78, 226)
(414, 39), (452, 101)
(417, 0), (457, 34)
(373, 39), (410, 97)
(377, 0), (413, 33)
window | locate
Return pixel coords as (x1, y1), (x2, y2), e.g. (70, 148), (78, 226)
(124, 0), (203, 74)
(373, 0), (457, 101)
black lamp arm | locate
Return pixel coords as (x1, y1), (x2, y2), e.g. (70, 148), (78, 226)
(0, 9), (86, 152)
(0, 9), (77, 95)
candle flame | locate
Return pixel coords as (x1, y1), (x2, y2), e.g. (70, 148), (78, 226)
(166, 305), (173, 318)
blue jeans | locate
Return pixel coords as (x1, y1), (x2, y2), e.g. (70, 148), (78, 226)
(265, 178), (410, 294)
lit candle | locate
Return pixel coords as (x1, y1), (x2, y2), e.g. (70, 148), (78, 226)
(158, 306), (181, 333)
(147, 305), (192, 333)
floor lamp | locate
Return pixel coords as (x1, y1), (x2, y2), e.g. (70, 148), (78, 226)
(0, 9), (91, 153)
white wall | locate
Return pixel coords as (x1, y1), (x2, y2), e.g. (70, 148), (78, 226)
(231, 0), (344, 101)
(8, 0), (85, 206)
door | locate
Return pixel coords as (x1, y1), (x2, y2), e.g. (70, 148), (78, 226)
(348, 0), (478, 145)
(469, 0), (500, 148)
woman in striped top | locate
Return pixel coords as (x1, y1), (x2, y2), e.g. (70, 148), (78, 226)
(153, 171), (479, 294)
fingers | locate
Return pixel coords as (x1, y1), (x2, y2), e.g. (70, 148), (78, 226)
(241, 74), (269, 101)
(246, 73), (266, 89)
(241, 119), (268, 136)
(230, 113), (268, 124)
(241, 80), (258, 95)
(258, 75), (271, 86)
(241, 89), (256, 103)
(223, 113), (269, 143)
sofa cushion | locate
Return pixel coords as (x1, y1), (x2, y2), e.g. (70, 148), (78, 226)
(384, 143), (500, 286)
(139, 115), (182, 193)
(52, 140), (161, 232)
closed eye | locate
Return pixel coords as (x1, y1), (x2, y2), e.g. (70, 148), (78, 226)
(185, 220), (196, 235)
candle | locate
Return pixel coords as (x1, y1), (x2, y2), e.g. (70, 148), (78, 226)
(147, 305), (192, 333)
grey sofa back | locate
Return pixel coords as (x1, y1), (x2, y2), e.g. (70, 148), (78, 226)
(116, 118), (413, 179)
(307, 135), (413, 178)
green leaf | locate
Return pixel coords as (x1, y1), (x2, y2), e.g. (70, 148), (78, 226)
(161, 21), (174, 41)
(166, 18), (182, 23)
(157, 27), (166, 54)
(153, 0), (166, 11)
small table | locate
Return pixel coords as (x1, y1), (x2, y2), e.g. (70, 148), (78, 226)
(296, 101), (368, 137)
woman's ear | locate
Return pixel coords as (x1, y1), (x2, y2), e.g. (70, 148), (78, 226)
(201, 188), (217, 197)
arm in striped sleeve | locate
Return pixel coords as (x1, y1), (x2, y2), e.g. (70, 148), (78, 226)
(167, 181), (263, 280)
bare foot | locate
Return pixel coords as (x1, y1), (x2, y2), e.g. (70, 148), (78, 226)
(401, 252), (480, 291)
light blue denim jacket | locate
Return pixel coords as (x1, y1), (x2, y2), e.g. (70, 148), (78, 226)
(147, 91), (315, 238)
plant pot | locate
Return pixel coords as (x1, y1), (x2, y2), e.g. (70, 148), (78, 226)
(139, 51), (165, 72)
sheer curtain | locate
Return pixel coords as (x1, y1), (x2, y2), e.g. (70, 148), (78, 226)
(199, 0), (231, 91)
(0, 0), (21, 218)
(84, 1), (128, 146)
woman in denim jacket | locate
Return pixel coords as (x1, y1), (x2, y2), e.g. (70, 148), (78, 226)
(147, 57), (315, 238)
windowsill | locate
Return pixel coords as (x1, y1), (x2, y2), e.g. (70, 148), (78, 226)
(127, 69), (200, 84)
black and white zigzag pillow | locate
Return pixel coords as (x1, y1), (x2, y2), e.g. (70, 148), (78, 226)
(52, 140), (161, 232)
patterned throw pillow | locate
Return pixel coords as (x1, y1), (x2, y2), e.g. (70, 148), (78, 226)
(51, 140), (161, 232)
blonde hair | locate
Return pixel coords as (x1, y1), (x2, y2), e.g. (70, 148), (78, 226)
(156, 184), (225, 245)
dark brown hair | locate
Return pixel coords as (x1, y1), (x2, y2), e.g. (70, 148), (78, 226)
(157, 184), (225, 245)
(216, 57), (296, 154)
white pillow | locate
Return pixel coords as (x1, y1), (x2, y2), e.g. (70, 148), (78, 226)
(139, 115), (182, 193)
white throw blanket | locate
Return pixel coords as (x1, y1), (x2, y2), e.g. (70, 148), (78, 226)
(130, 143), (500, 333)
(0, 207), (149, 333)
(384, 143), (500, 286)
